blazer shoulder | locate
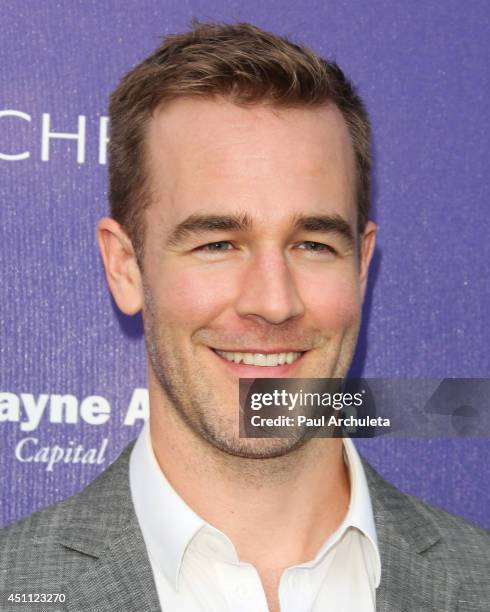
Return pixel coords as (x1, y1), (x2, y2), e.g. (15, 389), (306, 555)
(395, 483), (490, 608)
(1, 492), (76, 549)
(0, 494), (97, 594)
(0, 442), (136, 591)
(406, 487), (490, 556)
(364, 459), (490, 568)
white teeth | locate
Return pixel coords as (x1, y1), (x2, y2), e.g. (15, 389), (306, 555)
(266, 354), (277, 366)
(255, 354), (267, 366)
(215, 350), (303, 366)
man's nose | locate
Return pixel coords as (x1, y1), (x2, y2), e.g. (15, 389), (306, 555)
(234, 249), (306, 325)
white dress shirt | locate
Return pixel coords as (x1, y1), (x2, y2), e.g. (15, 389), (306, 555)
(130, 422), (381, 611)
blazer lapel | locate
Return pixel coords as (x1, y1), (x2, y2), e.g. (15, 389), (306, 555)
(374, 521), (460, 611)
(56, 444), (161, 612)
(363, 461), (460, 612)
(65, 517), (161, 612)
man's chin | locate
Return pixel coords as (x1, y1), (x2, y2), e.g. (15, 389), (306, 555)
(201, 431), (309, 460)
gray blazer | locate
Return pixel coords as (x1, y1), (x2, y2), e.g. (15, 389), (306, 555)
(1, 444), (489, 612)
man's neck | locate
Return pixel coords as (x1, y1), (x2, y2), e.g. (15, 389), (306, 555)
(149, 400), (350, 571)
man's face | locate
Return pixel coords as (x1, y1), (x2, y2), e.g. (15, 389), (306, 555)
(139, 97), (375, 458)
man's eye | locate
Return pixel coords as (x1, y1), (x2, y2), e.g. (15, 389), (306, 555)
(298, 241), (337, 254)
(198, 241), (234, 252)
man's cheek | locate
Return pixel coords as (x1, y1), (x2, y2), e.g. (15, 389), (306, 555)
(158, 270), (234, 321)
(304, 279), (361, 328)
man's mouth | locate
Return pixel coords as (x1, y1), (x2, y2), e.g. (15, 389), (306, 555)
(214, 349), (304, 367)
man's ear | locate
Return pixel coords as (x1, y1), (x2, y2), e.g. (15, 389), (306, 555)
(359, 220), (377, 299)
(97, 218), (143, 315)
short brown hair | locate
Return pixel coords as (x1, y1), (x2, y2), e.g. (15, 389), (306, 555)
(108, 21), (371, 254)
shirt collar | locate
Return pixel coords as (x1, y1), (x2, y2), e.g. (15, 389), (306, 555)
(129, 421), (205, 588)
(338, 437), (381, 586)
(130, 421), (381, 589)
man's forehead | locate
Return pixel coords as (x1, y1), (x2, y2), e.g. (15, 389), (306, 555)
(144, 97), (358, 230)
(147, 96), (354, 162)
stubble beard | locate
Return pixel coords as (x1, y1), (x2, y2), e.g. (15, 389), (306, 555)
(143, 288), (360, 461)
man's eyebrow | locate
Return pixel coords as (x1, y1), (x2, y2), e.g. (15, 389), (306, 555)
(165, 213), (253, 247)
(165, 212), (355, 248)
(292, 214), (356, 246)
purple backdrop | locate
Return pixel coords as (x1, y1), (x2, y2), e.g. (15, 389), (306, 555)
(1, 1), (489, 529)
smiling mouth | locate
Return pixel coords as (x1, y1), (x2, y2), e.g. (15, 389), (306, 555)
(214, 349), (304, 367)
